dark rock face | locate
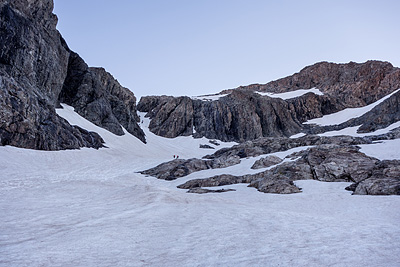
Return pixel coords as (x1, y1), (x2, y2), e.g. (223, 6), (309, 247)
(0, 75), (104, 149)
(0, 0), (145, 150)
(59, 52), (146, 142)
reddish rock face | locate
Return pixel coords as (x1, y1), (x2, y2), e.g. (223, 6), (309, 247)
(233, 61), (400, 108)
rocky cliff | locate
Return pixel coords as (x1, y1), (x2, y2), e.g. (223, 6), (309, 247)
(138, 61), (400, 142)
(0, 0), (145, 150)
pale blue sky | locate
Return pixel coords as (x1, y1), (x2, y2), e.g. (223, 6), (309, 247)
(54, 0), (400, 98)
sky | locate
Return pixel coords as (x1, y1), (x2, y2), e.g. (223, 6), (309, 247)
(53, 0), (400, 99)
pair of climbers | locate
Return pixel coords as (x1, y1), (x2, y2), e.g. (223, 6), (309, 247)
(173, 155), (179, 159)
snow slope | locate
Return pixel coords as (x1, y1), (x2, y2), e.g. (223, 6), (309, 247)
(0, 104), (399, 267)
(257, 88), (324, 99)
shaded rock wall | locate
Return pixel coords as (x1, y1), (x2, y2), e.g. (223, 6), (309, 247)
(59, 52), (146, 142)
(0, 0), (145, 150)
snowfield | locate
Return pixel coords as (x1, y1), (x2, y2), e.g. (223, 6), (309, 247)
(0, 104), (400, 267)
(191, 94), (229, 101)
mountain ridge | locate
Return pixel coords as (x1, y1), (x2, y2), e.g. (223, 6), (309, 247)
(138, 60), (400, 142)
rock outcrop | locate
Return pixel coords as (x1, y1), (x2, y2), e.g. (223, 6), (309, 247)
(140, 130), (400, 195)
(140, 156), (241, 180)
(140, 135), (378, 182)
(0, 0), (145, 150)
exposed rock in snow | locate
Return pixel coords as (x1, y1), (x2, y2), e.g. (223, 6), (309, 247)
(187, 187), (236, 194)
(251, 155), (283, 169)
